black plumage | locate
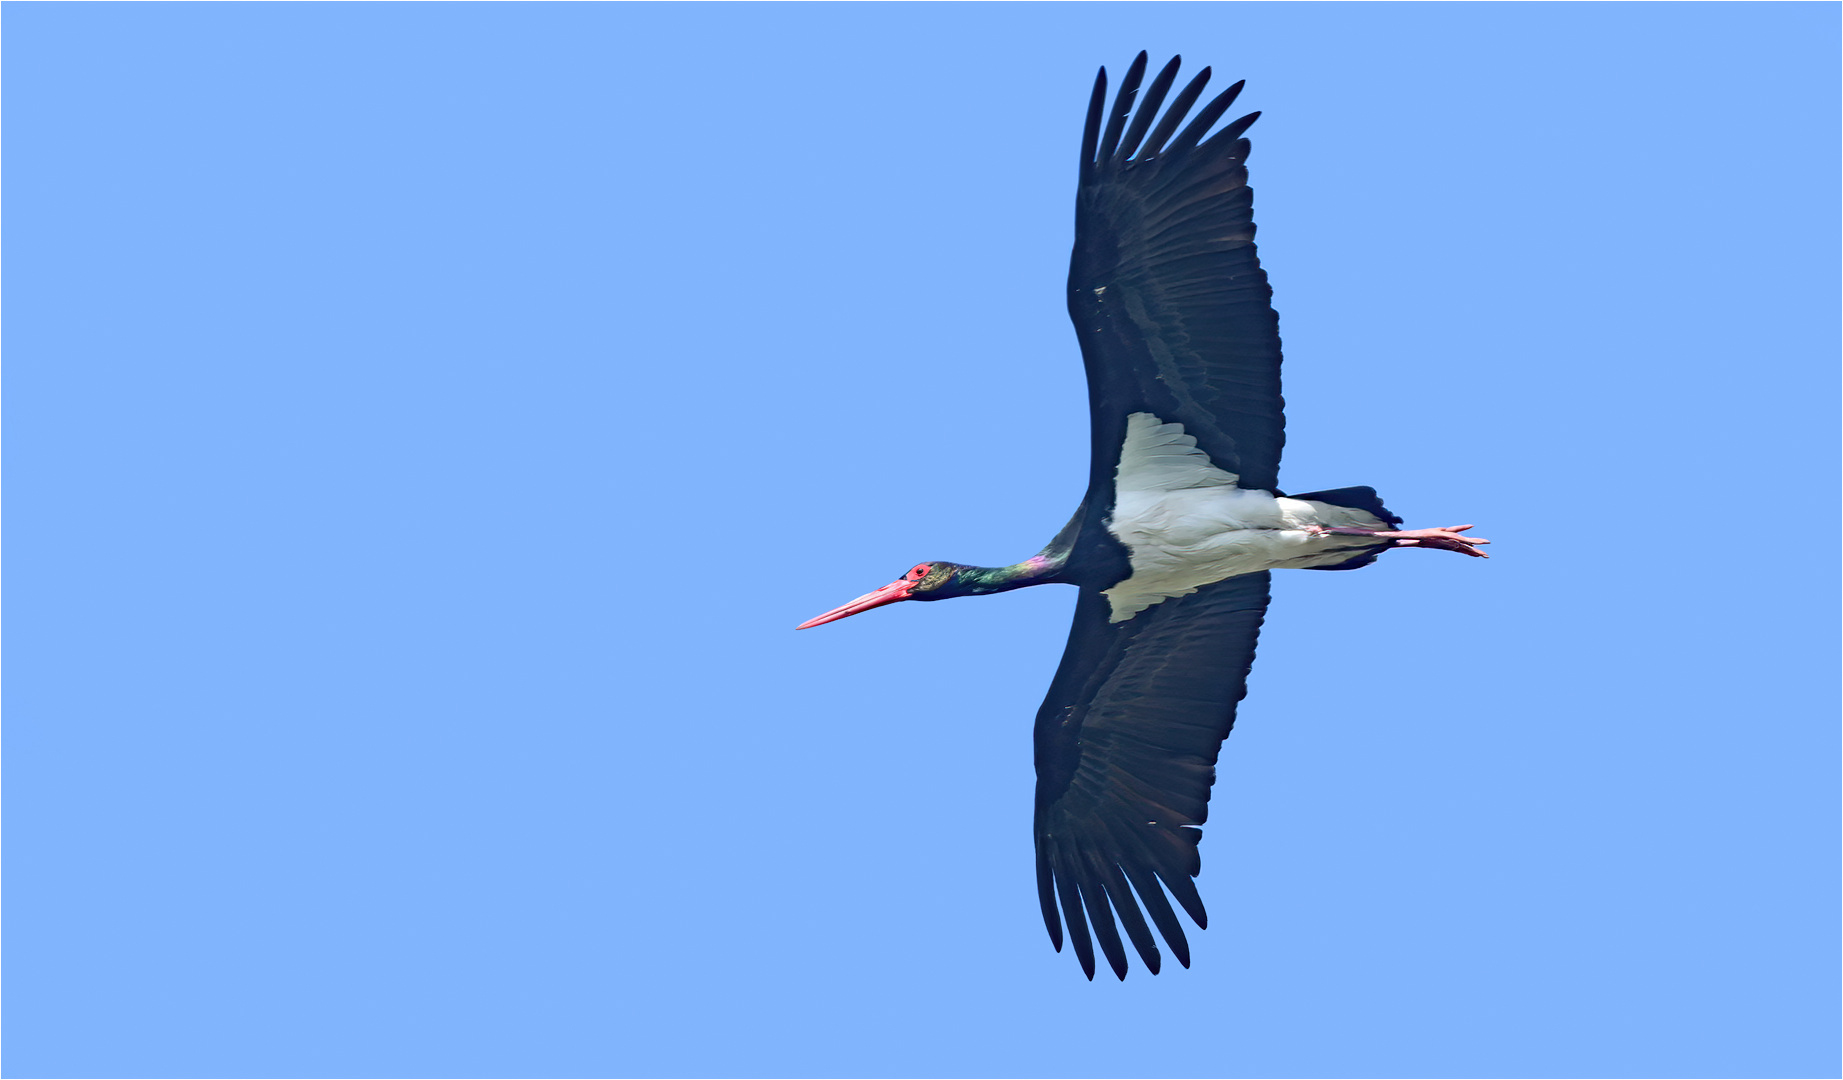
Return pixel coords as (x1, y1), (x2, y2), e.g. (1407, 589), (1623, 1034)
(1033, 574), (1270, 979)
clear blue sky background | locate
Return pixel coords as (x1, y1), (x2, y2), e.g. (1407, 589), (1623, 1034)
(7, 5), (1838, 1078)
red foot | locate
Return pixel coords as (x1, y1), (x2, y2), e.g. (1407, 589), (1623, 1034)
(1379, 524), (1490, 558)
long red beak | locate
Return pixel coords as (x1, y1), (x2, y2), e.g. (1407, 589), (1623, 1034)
(796, 578), (917, 629)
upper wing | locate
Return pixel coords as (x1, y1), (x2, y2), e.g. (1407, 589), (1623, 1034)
(1032, 571), (1271, 979)
(1068, 54), (1285, 496)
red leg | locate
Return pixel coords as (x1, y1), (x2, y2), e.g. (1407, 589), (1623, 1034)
(1313, 523), (1490, 558)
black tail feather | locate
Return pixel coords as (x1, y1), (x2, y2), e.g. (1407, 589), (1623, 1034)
(1287, 486), (1401, 527)
(1288, 486), (1400, 572)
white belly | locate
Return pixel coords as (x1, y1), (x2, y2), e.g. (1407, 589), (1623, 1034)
(1100, 412), (1388, 622)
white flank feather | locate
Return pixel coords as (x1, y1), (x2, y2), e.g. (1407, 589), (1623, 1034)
(1103, 413), (1391, 622)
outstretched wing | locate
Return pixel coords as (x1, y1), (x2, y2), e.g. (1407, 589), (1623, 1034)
(1068, 53), (1285, 498)
(1033, 572), (1271, 979)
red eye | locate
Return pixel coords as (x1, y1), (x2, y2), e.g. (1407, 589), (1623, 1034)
(911, 566), (929, 578)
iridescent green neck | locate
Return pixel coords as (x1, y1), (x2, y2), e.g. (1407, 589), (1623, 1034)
(952, 506), (1083, 595)
(955, 553), (1063, 594)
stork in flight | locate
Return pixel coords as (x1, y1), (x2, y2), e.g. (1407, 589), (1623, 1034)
(798, 54), (1489, 980)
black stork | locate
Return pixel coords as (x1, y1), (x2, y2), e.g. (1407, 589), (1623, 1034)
(798, 54), (1489, 980)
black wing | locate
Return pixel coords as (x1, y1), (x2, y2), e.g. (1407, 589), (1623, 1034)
(1033, 573), (1271, 979)
(1068, 53), (1284, 499)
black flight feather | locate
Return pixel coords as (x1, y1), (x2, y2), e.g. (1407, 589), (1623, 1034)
(1136, 66), (1211, 162)
(1033, 572), (1269, 977)
(1168, 80), (1246, 156)
(1118, 55), (1181, 161)
(1096, 51), (1147, 164)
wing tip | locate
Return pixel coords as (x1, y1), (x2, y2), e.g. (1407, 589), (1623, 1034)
(1080, 66), (1108, 170)
(1036, 838), (1065, 951)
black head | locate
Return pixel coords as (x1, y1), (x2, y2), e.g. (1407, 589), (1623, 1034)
(898, 561), (975, 600)
(794, 560), (976, 629)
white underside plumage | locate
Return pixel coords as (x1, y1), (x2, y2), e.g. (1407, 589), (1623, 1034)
(1103, 412), (1389, 622)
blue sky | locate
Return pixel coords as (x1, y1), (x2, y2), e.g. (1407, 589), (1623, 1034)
(7, 4), (1837, 1078)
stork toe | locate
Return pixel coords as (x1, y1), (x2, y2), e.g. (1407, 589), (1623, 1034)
(1387, 524), (1490, 557)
